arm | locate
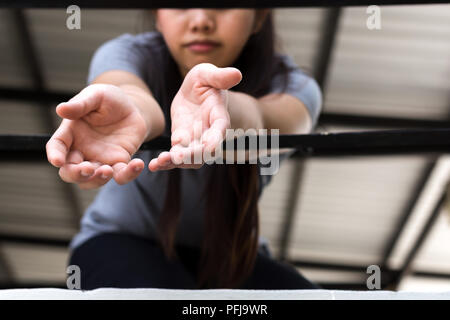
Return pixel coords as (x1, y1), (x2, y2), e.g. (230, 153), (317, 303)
(147, 63), (316, 171)
(227, 90), (312, 135)
(91, 70), (166, 142)
(46, 70), (166, 189)
(225, 90), (313, 161)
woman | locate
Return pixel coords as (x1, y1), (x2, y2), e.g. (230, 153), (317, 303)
(46, 9), (322, 289)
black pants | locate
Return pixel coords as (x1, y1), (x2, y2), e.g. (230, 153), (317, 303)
(68, 232), (320, 290)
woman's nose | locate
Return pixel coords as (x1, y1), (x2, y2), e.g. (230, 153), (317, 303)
(188, 9), (216, 33)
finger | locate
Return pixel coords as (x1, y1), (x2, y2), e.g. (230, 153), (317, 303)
(149, 150), (184, 171)
(148, 151), (173, 171)
(202, 109), (229, 154)
(169, 146), (190, 166)
(197, 64), (242, 90)
(77, 164), (114, 190)
(46, 120), (73, 168)
(153, 162), (177, 171)
(59, 160), (101, 183)
(112, 158), (145, 185)
(56, 86), (104, 120)
(149, 148), (205, 171)
(188, 141), (204, 165)
(168, 143), (202, 167)
(171, 127), (191, 147)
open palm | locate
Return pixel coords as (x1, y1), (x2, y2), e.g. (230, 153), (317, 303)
(148, 63), (242, 171)
(47, 84), (149, 189)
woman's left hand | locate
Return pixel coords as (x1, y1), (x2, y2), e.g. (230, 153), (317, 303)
(149, 63), (242, 171)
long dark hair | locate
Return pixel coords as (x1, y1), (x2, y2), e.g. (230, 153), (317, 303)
(150, 9), (295, 289)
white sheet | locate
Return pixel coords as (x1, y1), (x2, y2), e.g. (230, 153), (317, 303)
(1, 288), (450, 300)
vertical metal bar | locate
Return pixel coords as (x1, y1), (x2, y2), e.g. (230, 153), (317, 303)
(313, 7), (342, 92)
(11, 9), (83, 222)
(0, 248), (14, 284)
(277, 161), (306, 260)
(389, 185), (447, 289)
(277, 7), (342, 261)
(380, 157), (438, 287)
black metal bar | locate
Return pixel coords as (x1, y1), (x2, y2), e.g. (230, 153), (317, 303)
(0, 87), (72, 103)
(0, 234), (71, 247)
(380, 158), (438, 284)
(318, 283), (371, 290)
(413, 271), (450, 280)
(313, 8), (341, 91)
(277, 161), (306, 261)
(277, 7), (342, 262)
(388, 188), (447, 289)
(0, 282), (67, 290)
(290, 259), (373, 273)
(2, 129), (450, 161)
(320, 112), (450, 129)
(11, 9), (84, 225)
(12, 10), (44, 90)
(1, 1), (448, 9)
(0, 252), (14, 284)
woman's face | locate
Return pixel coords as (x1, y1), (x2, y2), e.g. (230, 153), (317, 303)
(154, 9), (268, 78)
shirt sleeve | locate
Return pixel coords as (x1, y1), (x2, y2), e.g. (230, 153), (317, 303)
(258, 55), (321, 195)
(86, 33), (148, 85)
(269, 54), (323, 130)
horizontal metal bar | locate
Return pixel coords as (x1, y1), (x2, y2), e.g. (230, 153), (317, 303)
(413, 271), (450, 280)
(0, 0), (448, 8)
(289, 260), (450, 284)
(0, 234), (71, 247)
(0, 87), (72, 104)
(0, 282), (67, 289)
(320, 113), (450, 129)
(2, 129), (450, 161)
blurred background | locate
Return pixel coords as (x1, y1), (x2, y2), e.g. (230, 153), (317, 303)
(0, 4), (449, 291)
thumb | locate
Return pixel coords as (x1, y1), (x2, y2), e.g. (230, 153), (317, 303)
(56, 85), (103, 120)
(199, 63), (242, 90)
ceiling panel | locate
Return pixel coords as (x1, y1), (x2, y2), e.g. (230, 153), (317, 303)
(324, 5), (450, 119)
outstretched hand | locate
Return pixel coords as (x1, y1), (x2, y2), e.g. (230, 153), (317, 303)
(148, 63), (242, 171)
(46, 84), (150, 189)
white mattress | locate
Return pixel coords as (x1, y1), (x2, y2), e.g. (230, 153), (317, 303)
(0, 288), (450, 300)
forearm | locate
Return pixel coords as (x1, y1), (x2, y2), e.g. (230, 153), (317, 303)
(225, 90), (312, 162)
(118, 84), (166, 142)
(227, 90), (264, 132)
(259, 93), (312, 134)
(227, 90), (312, 135)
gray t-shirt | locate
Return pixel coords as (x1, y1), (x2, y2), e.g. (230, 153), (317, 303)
(69, 31), (322, 252)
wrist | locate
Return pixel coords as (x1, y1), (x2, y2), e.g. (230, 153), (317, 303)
(119, 84), (166, 142)
(227, 90), (264, 131)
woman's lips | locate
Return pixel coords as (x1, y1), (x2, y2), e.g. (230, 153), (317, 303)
(186, 42), (219, 53)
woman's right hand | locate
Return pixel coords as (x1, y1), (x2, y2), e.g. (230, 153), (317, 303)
(46, 84), (150, 189)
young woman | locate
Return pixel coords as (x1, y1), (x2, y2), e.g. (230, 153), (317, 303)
(46, 9), (322, 290)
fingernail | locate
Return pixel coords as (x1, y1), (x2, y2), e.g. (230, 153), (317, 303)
(81, 171), (90, 177)
(134, 166), (142, 172)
